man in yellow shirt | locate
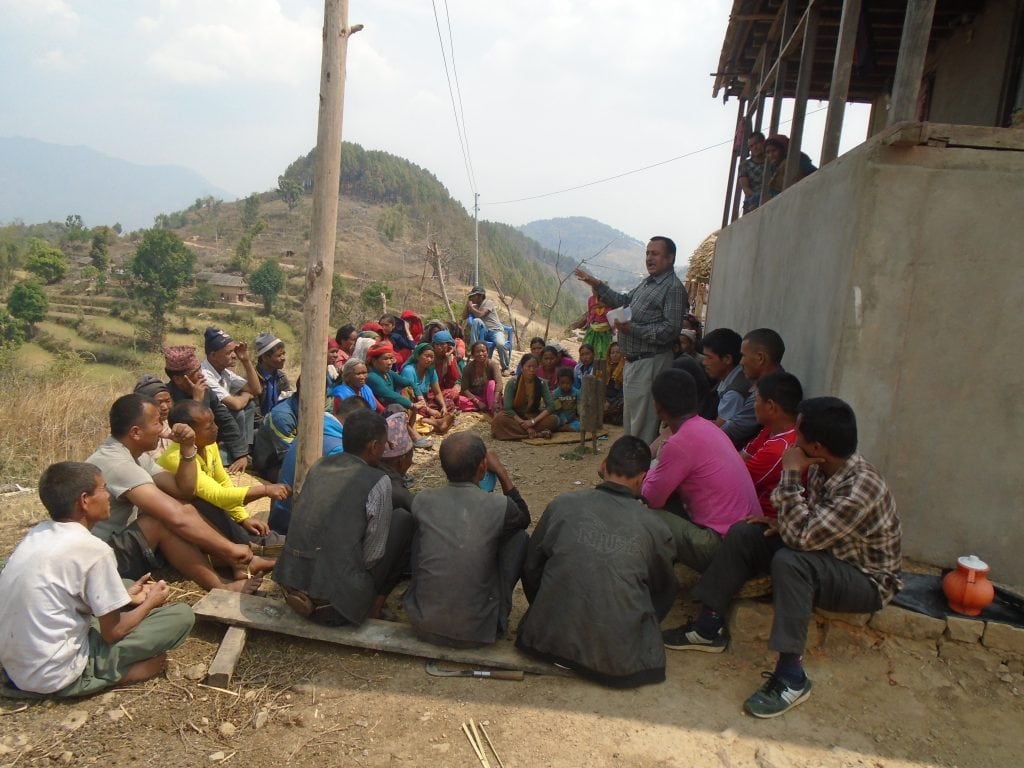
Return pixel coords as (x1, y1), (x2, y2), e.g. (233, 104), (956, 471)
(157, 401), (290, 547)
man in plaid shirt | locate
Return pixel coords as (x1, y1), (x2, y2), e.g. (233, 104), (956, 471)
(574, 236), (686, 444)
(662, 396), (901, 718)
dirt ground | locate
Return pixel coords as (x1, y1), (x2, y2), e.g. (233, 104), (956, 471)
(2, 414), (1023, 768)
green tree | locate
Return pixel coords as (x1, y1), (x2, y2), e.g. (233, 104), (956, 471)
(240, 193), (261, 231)
(248, 258), (285, 315)
(89, 225), (116, 271)
(63, 214), (88, 242)
(128, 229), (196, 350)
(360, 281), (393, 310)
(0, 240), (21, 290)
(0, 306), (25, 348)
(24, 239), (67, 284)
(277, 176), (303, 211)
(191, 282), (217, 308)
(376, 205), (406, 242)
(7, 279), (48, 334)
(231, 233), (254, 275)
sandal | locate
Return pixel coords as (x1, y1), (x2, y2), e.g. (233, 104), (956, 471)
(538, 430), (552, 439)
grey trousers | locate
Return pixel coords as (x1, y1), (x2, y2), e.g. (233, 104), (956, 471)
(692, 521), (882, 654)
(623, 351), (673, 445)
(656, 508), (722, 573)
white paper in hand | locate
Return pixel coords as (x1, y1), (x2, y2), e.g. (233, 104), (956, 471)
(606, 306), (632, 327)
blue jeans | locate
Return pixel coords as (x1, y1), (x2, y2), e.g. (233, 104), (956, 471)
(486, 328), (510, 369)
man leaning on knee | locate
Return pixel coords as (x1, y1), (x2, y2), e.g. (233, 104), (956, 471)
(662, 397), (902, 718)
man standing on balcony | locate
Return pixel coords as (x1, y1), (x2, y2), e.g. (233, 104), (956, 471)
(575, 237), (686, 445)
(738, 131), (767, 213)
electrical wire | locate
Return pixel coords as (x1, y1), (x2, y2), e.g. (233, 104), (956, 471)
(485, 105), (829, 207)
(443, 0), (477, 192)
(430, 0), (477, 195)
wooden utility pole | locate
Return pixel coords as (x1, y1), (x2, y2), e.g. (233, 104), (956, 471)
(887, 0), (936, 126)
(295, 0), (360, 490)
(820, 0), (863, 165)
(428, 241), (457, 322)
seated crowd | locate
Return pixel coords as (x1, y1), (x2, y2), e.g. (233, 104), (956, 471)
(1, 278), (900, 722)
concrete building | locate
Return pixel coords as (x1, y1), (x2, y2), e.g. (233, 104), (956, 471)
(708, 1), (1024, 584)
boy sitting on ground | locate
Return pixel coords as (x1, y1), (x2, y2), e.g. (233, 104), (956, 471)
(741, 371), (803, 520)
(551, 367), (581, 432)
(0, 462), (194, 698)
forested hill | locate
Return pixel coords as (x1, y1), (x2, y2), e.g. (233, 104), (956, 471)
(280, 143), (582, 323)
(519, 216), (646, 291)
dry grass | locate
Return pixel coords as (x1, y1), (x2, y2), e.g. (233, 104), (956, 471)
(0, 358), (130, 485)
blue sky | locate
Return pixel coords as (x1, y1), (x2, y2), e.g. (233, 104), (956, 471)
(0, 0), (868, 258)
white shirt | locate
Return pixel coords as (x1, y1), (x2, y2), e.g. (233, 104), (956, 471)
(200, 358), (247, 402)
(0, 521), (130, 693)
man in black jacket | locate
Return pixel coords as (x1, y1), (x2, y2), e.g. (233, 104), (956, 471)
(163, 346), (250, 474)
(404, 433), (530, 647)
(516, 436), (678, 688)
(275, 411), (414, 626)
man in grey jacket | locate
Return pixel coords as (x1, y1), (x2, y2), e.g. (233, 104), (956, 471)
(516, 436), (678, 688)
(403, 433), (530, 647)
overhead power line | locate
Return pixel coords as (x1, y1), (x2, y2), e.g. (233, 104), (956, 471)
(430, 0), (477, 195)
(485, 105), (828, 207)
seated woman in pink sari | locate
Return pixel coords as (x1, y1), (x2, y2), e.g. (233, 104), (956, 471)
(458, 341), (502, 413)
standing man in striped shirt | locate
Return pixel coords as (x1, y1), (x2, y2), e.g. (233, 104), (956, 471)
(575, 236), (686, 445)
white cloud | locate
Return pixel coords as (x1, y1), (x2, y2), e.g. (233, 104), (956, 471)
(0, 0), (78, 27)
(140, 0), (321, 85)
(33, 48), (74, 72)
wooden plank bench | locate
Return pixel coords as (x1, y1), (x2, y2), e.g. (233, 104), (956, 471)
(194, 589), (568, 677)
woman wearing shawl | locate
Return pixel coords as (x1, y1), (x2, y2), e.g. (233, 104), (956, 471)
(364, 341), (434, 448)
(459, 341), (502, 413)
(331, 358), (385, 414)
(604, 341), (625, 425)
(570, 288), (612, 360)
(334, 324), (358, 366)
(491, 354), (558, 440)
(401, 343), (455, 432)
(430, 329), (473, 411)
(381, 313), (416, 366)
(352, 330), (379, 363)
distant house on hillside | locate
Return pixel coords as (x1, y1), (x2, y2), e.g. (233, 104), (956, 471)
(196, 271), (249, 304)
(706, 0), (1024, 582)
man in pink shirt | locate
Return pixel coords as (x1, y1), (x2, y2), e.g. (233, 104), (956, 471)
(642, 369), (760, 571)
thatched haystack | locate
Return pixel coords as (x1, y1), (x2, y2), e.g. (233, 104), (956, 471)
(686, 231), (718, 283)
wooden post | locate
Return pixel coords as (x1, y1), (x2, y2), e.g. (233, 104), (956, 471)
(428, 241), (457, 323)
(295, 0), (356, 491)
(767, 0), (792, 136)
(721, 97), (745, 228)
(820, 0), (862, 165)
(783, 5), (818, 189)
(887, 0), (936, 126)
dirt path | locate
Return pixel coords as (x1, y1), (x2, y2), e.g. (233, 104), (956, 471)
(2, 415), (1022, 768)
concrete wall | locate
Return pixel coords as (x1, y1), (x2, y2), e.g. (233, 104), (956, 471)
(928, 1), (1020, 126)
(707, 126), (1024, 586)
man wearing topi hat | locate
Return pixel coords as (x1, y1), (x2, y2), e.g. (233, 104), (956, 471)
(200, 326), (262, 462)
(163, 345), (251, 474)
(463, 286), (510, 374)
